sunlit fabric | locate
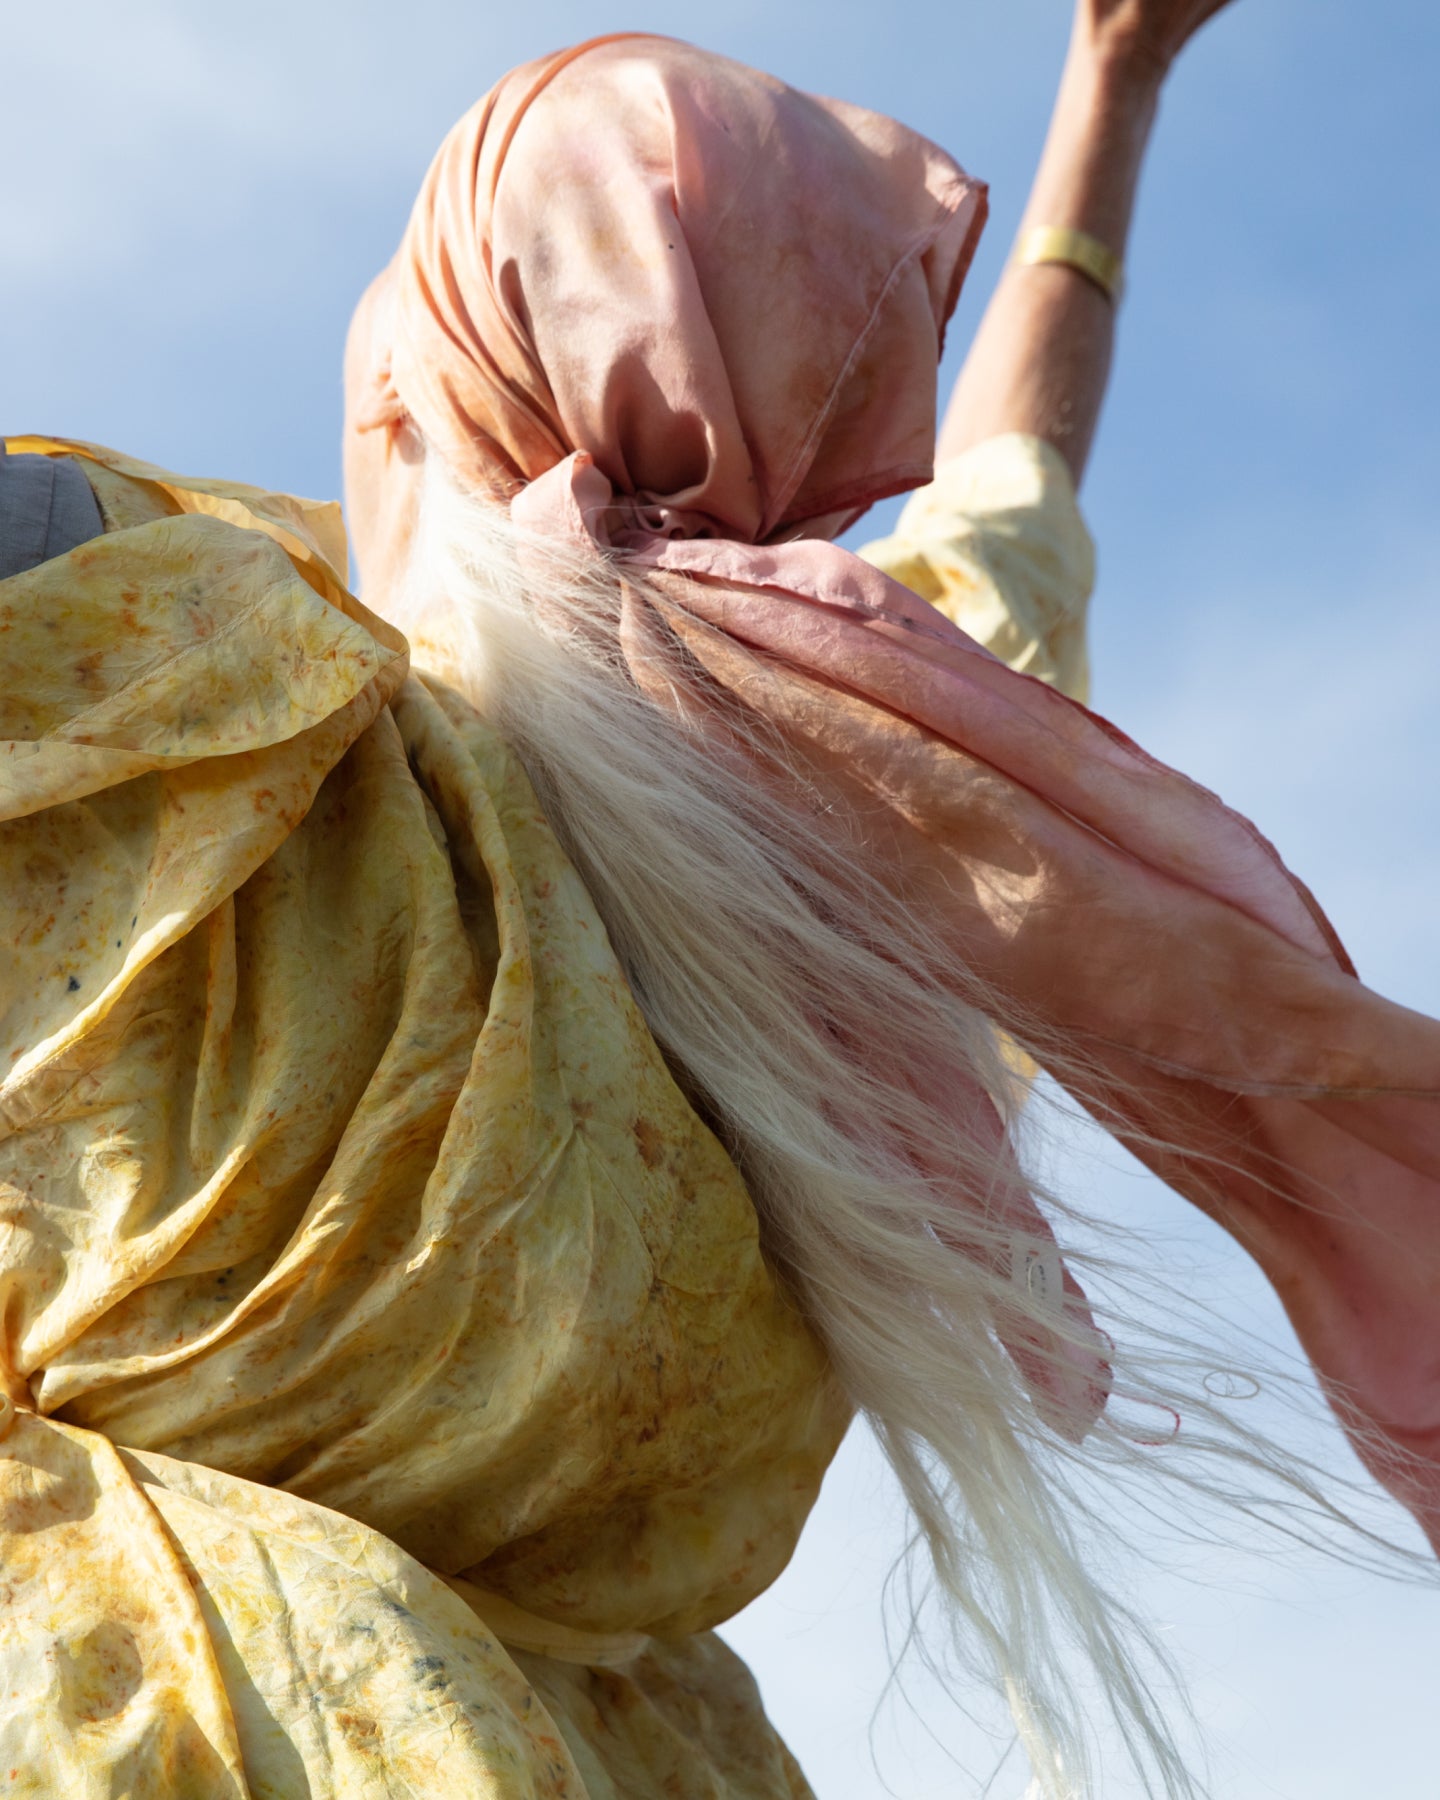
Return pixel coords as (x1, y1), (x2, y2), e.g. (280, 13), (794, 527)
(344, 30), (1440, 1555)
(861, 433), (1094, 702)
(0, 438), (863, 1796)
(520, 437), (1440, 1552)
(343, 32), (986, 600)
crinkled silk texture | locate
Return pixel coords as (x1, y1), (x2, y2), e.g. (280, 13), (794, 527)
(0, 433), (1090, 1797)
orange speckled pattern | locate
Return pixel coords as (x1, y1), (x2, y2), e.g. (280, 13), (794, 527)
(0, 438), (849, 1797)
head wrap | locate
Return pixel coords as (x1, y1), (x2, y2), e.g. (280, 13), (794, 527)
(347, 35), (1440, 1545)
(345, 33), (984, 593)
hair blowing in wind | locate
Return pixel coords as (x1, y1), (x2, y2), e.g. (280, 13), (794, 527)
(345, 33), (1440, 1798)
(394, 463), (1425, 1800)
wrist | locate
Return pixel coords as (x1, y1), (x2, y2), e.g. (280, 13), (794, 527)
(1024, 38), (1157, 254)
(1063, 28), (1167, 125)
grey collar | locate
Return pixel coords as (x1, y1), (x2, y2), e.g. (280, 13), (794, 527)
(0, 444), (104, 580)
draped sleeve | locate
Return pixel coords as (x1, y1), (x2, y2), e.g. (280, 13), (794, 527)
(859, 432), (1095, 701)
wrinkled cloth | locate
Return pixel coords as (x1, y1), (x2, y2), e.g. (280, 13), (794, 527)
(344, 32), (985, 599)
(861, 433), (1094, 702)
(346, 33), (1112, 1432)
(528, 447), (1440, 1541)
(347, 34), (1440, 1547)
(0, 436), (846, 1797)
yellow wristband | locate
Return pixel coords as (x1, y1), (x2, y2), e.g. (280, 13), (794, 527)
(1014, 226), (1125, 304)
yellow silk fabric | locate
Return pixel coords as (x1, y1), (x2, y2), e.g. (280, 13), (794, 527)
(861, 433), (1094, 703)
(0, 439), (845, 1797)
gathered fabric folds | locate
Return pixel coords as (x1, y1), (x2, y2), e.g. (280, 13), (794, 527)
(0, 437), (844, 1796)
(521, 450), (1440, 1542)
(345, 33), (1440, 1550)
(9, 26), (1440, 1797)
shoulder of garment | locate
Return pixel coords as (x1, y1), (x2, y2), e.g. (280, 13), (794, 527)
(0, 434), (410, 1106)
(0, 434), (409, 805)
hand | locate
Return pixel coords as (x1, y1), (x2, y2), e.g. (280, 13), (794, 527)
(1074, 0), (1240, 84)
(938, 0), (1242, 479)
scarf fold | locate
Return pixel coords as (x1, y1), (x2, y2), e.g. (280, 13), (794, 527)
(518, 449), (1440, 1535)
(346, 34), (1440, 1547)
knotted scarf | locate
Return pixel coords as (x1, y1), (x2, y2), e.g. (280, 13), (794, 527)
(346, 33), (1440, 1547)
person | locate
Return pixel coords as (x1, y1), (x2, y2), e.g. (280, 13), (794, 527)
(2, 8), (1437, 1800)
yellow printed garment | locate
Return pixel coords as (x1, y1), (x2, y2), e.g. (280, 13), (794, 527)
(860, 432), (1095, 702)
(0, 438), (846, 1798)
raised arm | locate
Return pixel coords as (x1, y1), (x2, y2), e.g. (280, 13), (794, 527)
(938, 0), (1238, 483)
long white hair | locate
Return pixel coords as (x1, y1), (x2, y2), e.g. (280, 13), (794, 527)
(390, 451), (1425, 1800)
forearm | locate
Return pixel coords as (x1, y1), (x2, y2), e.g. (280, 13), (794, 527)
(937, 38), (1164, 483)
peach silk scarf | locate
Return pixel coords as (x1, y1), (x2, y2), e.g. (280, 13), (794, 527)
(346, 35), (1440, 1546)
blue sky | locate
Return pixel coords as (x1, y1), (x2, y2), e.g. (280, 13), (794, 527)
(5, 2), (1439, 1794)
